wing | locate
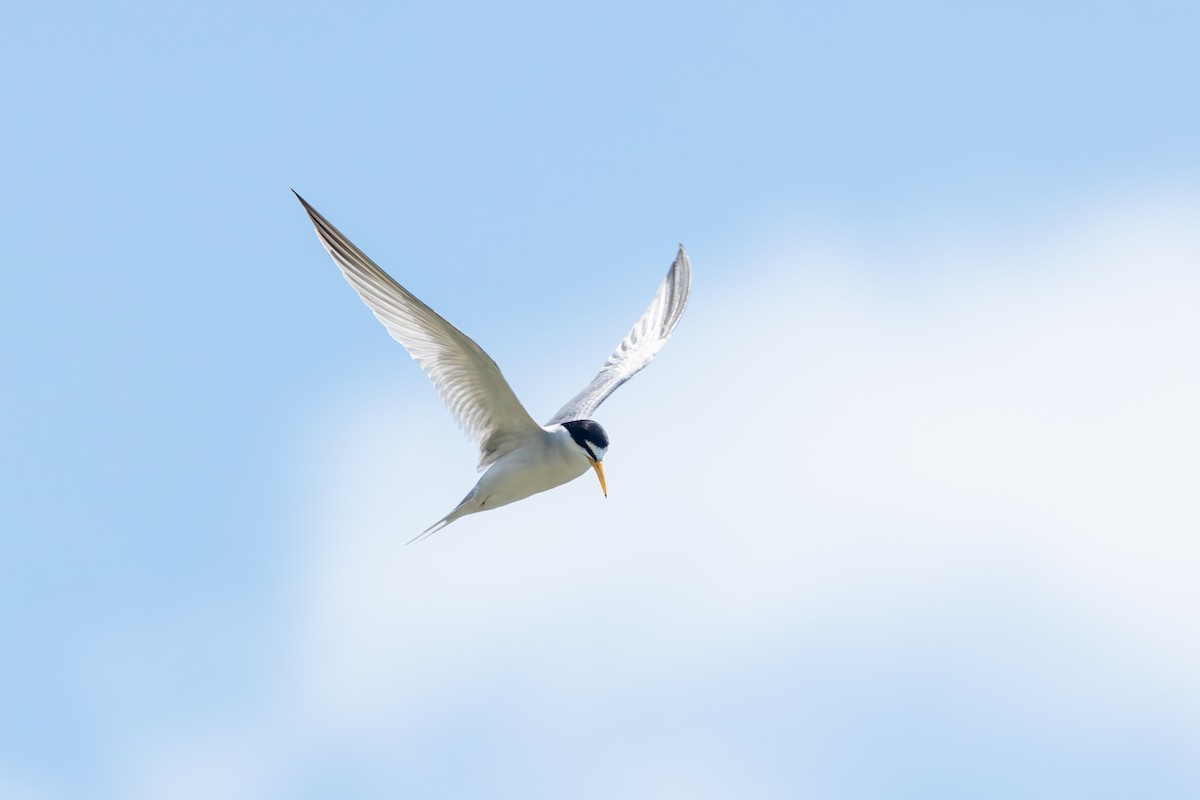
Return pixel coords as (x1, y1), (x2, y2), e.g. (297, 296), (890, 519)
(547, 246), (691, 425)
(294, 191), (543, 470)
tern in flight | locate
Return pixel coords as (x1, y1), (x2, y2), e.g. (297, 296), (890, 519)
(294, 192), (691, 542)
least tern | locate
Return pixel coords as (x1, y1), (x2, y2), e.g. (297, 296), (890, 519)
(294, 192), (691, 542)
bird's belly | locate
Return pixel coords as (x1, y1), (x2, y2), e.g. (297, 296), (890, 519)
(471, 447), (590, 510)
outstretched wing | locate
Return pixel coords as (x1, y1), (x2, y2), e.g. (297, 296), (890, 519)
(547, 246), (691, 425)
(294, 191), (543, 470)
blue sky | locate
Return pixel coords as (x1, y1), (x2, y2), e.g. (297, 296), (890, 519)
(3, 1), (1199, 798)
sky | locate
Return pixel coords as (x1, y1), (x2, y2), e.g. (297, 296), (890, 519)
(3, 1), (1199, 798)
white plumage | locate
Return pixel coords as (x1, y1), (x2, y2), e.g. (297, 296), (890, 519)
(294, 191), (691, 541)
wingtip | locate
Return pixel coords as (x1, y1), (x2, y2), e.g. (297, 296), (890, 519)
(291, 190), (323, 225)
(673, 244), (690, 270)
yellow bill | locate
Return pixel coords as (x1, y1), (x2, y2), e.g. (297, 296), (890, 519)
(588, 457), (607, 497)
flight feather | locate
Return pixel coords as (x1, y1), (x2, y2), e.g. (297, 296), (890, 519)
(547, 246), (691, 425)
(293, 191), (542, 470)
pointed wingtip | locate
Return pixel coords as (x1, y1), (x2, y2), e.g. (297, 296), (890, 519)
(291, 190), (324, 227)
(673, 244), (690, 272)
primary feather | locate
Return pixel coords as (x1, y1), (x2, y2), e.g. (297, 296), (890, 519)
(547, 246), (692, 425)
(293, 191), (543, 469)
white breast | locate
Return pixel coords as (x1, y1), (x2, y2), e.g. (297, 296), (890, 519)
(466, 425), (591, 511)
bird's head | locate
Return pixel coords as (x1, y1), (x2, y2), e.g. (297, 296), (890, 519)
(561, 419), (609, 496)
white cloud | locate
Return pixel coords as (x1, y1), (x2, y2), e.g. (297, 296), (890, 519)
(123, 193), (1200, 798)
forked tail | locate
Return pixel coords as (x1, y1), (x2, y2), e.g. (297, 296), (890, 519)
(407, 518), (450, 545)
(407, 493), (476, 544)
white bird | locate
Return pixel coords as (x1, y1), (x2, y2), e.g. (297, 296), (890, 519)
(294, 191), (691, 542)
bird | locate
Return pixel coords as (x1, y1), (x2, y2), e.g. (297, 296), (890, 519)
(293, 191), (691, 542)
